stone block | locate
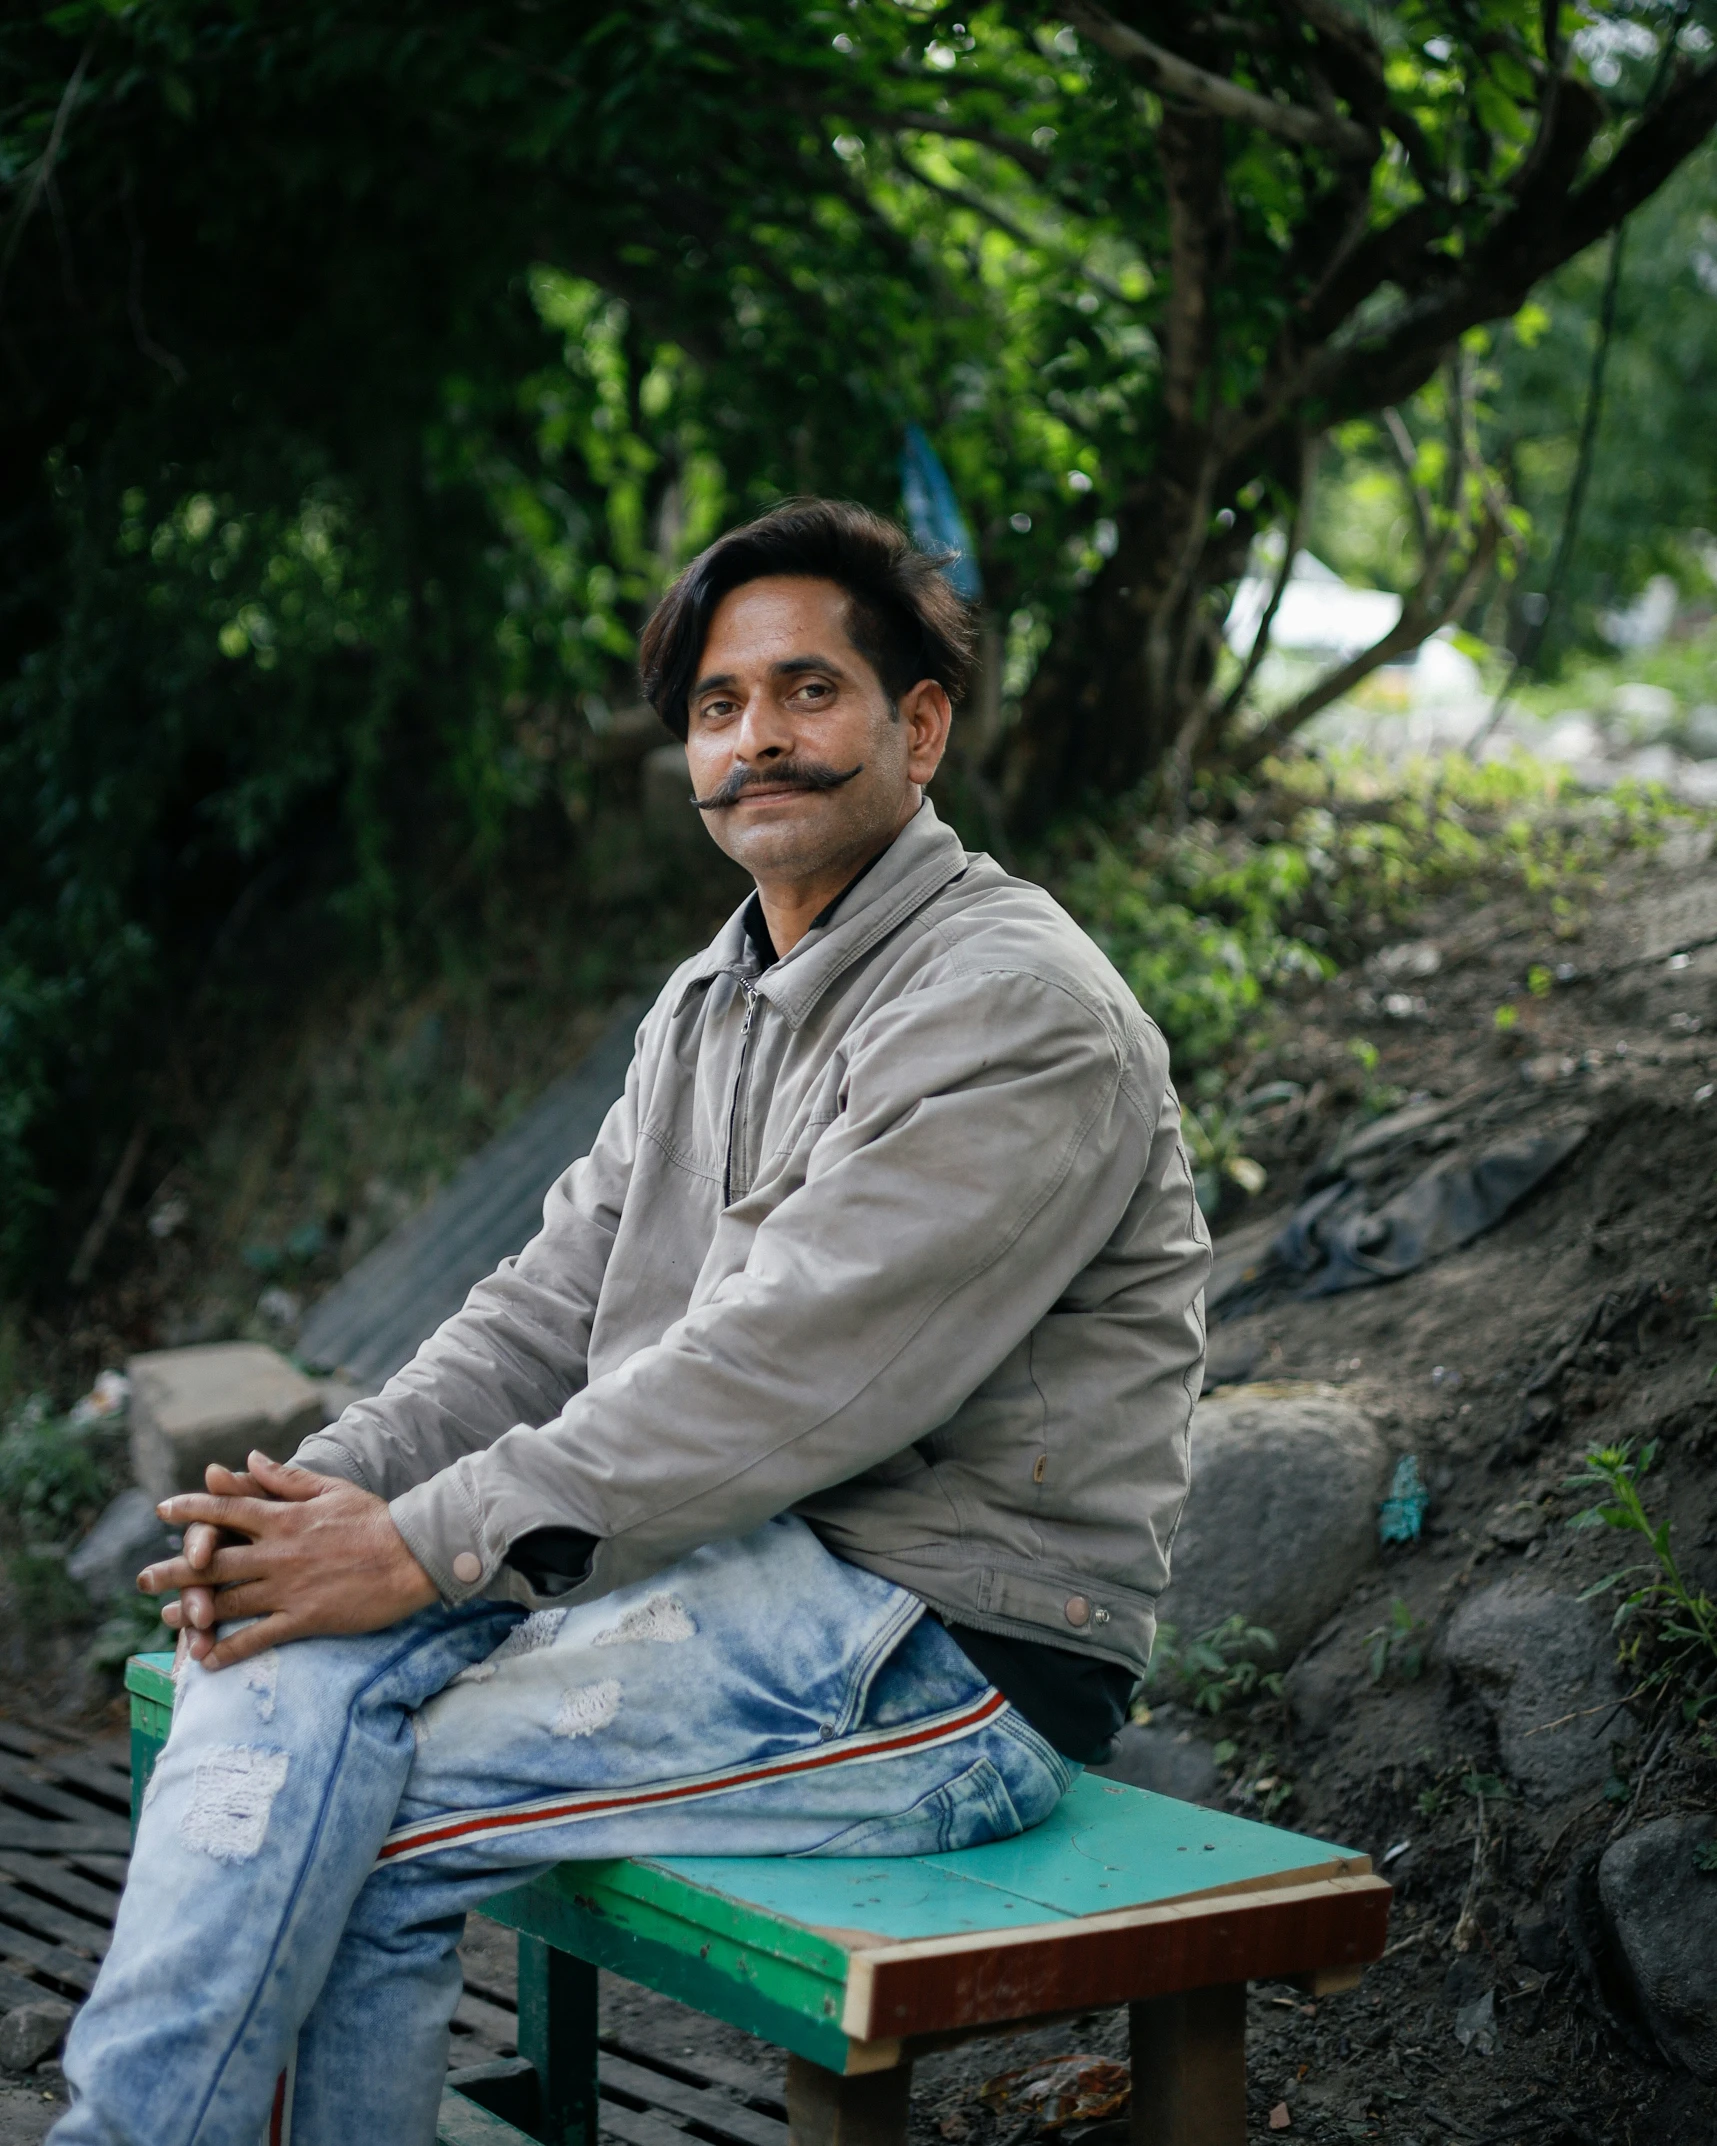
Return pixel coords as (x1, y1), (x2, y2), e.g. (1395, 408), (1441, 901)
(0, 1997), (73, 2071)
(127, 1343), (325, 1502)
(1443, 1580), (1636, 1801)
(1599, 1814), (1717, 2082)
(1091, 1717), (1222, 1805)
(66, 1488), (175, 1603)
(1156, 1383), (1390, 1664)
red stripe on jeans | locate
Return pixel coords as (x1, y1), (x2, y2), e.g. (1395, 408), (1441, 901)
(378, 1686), (1008, 1863)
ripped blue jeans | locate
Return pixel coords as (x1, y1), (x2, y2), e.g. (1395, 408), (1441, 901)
(55, 1516), (1073, 2146)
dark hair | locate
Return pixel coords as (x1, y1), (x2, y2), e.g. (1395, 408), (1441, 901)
(638, 497), (977, 739)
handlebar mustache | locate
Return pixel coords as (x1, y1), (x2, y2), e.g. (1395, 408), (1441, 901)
(691, 760), (865, 812)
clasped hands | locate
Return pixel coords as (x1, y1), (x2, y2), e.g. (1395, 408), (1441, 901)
(137, 1452), (438, 1672)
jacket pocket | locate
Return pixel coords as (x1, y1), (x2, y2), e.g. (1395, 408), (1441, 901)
(799, 1756), (1022, 1858)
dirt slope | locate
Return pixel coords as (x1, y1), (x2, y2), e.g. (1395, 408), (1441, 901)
(1163, 824), (1717, 2144)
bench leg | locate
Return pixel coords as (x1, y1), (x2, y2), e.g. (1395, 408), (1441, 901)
(1129, 1985), (1247, 2146)
(785, 2054), (912, 2146)
(516, 1934), (600, 2146)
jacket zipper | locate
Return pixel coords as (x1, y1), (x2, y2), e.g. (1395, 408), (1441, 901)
(723, 979), (760, 1206)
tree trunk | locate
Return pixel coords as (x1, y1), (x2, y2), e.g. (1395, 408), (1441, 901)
(1000, 110), (1237, 835)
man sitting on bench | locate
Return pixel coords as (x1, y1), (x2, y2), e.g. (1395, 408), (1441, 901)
(58, 499), (1210, 2146)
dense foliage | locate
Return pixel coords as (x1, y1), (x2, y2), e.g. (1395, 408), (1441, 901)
(1052, 750), (1674, 1073)
(4, 1), (1715, 1294)
(1312, 138), (1717, 660)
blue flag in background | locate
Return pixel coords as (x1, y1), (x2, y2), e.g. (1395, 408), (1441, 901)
(900, 424), (983, 601)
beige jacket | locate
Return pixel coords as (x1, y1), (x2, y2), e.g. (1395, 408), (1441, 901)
(296, 803), (1210, 1675)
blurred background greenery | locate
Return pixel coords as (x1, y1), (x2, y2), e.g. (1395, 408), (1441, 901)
(4, 0), (1717, 1385)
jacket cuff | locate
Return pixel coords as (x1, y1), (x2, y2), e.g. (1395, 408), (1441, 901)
(389, 1466), (497, 1605)
(291, 1435), (375, 1492)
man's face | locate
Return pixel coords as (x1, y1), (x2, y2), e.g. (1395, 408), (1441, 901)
(685, 576), (949, 888)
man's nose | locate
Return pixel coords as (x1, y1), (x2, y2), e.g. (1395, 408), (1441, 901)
(731, 692), (795, 761)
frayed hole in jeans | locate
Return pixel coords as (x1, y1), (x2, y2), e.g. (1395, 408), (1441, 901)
(593, 1593), (697, 1648)
(179, 1746), (290, 1864)
(552, 1678), (622, 1740)
(453, 1608), (569, 1686)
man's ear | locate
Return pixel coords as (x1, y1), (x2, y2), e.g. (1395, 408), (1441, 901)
(899, 679), (953, 787)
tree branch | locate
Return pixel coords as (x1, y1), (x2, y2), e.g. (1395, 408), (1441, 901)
(1312, 60), (1717, 425)
(1061, 0), (1373, 158)
(1229, 510), (1503, 775)
(822, 101), (1052, 181)
(1283, 0), (1444, 196)
(1217, 435), (1319, 727)
(895, 152), (1132, 302)
(0, 38), (94, 330)
(1382, 406), (1432, 552)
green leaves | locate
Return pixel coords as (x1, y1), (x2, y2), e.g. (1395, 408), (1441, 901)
(1146, 1612), (1284, 1716)
(2, 0), (1712, 1289)
(1565, 1439), (1717, 1720)
(1366, 1597), (1427, 1684)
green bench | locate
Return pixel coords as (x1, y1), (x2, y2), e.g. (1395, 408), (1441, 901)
(126, 1653), (1389, 2146)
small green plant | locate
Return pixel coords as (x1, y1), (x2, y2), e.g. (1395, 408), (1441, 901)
(0, 1397), (120, 1543)
(1527, 964), (1554, 998)
(1147, 1614), (1284, 1716)
(1231, 1748), (1294, 1819)
(9, 1550), (95, 1632)
(1567, 1441), (1717, 1722)
(1493, 1002), (1519, 1032)
(1050, 755), (1678, 1085)
(1694, 1841), (1717, 1875)
(87, 1591), (170, 1672)
(1366, 1598), (1427, 1684)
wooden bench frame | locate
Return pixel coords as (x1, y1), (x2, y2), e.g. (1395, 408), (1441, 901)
(125, 1654), (1389, 2146)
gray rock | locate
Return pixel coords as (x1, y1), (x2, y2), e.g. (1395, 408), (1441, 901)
(1443, 1581), (1637, 1801)
(1608, 680), (1678, 741)
(1091, 1719), (1222, 1805)
(1156, 1385), (1390, 1662)
(1685, 703), (1717, 760)
(127, 1343), (324, 1502)
(0, 1998), (73, 2071)
(66, 1488), (174, 1603)
(1599, 1814), (1717, 2082)
(1282, 1638), (1352, 1742)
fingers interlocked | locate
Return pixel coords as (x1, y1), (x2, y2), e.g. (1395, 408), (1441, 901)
(135, 1450), (438, 1671)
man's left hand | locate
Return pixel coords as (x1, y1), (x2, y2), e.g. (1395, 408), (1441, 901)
(138, 1452), (439, 1671)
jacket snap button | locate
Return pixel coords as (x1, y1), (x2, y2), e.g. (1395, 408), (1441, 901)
(1064, 1595), (1090, 1627)
(1092, 1606), (1111, 1627)
(818, 1724), (835, 1742)
(452, 1552), (482, 1584)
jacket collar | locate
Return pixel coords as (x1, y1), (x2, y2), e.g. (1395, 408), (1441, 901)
(674, 801), (971, 1027)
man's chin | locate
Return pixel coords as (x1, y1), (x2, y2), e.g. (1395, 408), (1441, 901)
(713, 798), (843, 874)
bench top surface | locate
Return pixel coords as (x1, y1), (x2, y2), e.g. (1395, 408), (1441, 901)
(626, 1773), (1362, 1940)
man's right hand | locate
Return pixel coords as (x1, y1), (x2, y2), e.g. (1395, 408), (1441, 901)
(165, 1461), (279, 1665)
